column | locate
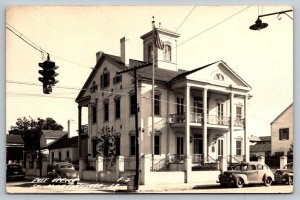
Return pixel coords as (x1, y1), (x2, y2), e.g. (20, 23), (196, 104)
(203, 88), (208, 162)
(141, 154), (151, 185)
(230, 93), (234, 163)
(96, 156), (103, 181)
(280, 156), (287, 169)
(185, 85), (191, 156)
(78, 105), (82, 158)
(244, 95), (249, 162)
(185, 85), (191, 183)
(116, 156), (124, 181)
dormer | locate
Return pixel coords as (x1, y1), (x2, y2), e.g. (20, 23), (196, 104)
(140, 27), (180, 71)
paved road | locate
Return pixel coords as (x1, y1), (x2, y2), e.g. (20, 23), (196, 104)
(6, 180), (293, 194)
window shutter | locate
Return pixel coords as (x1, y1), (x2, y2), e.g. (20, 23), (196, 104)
(286, 129), (289, 140)
(279, 129), (282, 140)
(100, 74), (104, 89)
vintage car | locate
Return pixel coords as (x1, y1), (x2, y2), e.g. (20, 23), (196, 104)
(274, 162), (293, 185)
(47, 162), (79, 185)
(6, 163), (26, 180)
(218, 162), (274, 188)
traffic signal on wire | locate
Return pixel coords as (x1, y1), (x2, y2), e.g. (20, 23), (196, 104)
(38, 55), (59, 94)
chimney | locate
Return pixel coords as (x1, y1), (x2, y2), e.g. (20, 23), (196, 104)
(120, 37), (129, 66)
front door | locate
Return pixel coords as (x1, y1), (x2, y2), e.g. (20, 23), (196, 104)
(176, 136), (184, 155)
(193, 134), (203, 154)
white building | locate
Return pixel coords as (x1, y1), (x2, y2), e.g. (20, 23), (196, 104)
(75, 26), (252, 183)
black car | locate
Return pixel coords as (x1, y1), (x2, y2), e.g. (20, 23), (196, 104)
(6, 163), (25, 180)
(274, 162), (293, 185)
(47, 162), (79, 185)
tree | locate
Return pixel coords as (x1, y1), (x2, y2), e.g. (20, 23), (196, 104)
(9, 116), (63, 150)
(8, 116), (64, 174)
(92, 126), (120, 170)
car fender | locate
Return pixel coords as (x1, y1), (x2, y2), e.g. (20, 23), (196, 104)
(263, 173), (274, 182)
(233, 174), (248, 184)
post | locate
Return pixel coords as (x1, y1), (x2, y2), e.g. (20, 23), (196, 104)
(116, 156), (124, 181)
(117, 63), (151, 191)
(230, 93), (234, 163)
(203, 88), (208, 161)
(96, 156), (103, 181)
(280, 156), (287, 169)
(258, 156), (265, 164)
(78, 105), (82, 158)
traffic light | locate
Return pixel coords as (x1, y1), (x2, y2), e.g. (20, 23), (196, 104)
(38, 57), (59, 94)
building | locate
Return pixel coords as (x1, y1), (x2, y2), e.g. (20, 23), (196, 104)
(271, 103), (293, 157)
(75, 26), (252, 183)
(250, 136), (271, 158)
(6, 134), (24, 163)
(47, 134), (78, 165)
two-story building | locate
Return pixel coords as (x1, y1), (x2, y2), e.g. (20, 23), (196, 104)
(75, 26), (252, 183)
(271, 103), (293, 157)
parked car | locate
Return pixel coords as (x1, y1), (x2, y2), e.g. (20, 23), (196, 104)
(218, 162), (274, 188)
(274, 162), (293, 185)
(6, 163), (25, 180)
(47, 162), (79, 185)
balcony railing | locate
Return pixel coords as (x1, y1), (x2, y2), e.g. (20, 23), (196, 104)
(207, 115), (230, 126)
(169, 113), (244, 127)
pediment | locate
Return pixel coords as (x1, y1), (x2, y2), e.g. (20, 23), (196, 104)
(186, 61), (251, 89)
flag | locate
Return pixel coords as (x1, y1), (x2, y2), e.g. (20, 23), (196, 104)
(154, 28), (164, 50)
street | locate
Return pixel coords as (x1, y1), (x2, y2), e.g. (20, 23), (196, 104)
(6, 180), (293, 194)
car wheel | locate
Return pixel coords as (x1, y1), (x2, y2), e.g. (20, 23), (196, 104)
(288, 176), (293, 185)
(264, 177), (272, 187)
(236, 178), (244, 188)
(74, 181), (78, 185)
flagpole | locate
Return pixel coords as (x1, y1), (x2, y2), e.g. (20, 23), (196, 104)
(151, 17), (155, 171)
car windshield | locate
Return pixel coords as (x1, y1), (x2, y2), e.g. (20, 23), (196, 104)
(59, 164), (74, 169)
(233, 164), (255, 171)
(8, 165), (22, 169)
(284, 164), (293, 170)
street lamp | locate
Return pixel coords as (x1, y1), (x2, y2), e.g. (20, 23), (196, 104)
(249, 9), (293, 31)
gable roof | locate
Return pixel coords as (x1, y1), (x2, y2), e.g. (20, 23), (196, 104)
(6, 134), (24, 145)
(250, 142), (271, 153)
(42, 130), (68, 139)
(47, 134), (78, 149)
(271, 103), (293, 124)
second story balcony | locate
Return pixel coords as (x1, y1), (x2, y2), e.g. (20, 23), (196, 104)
(169, 113), (244, 127)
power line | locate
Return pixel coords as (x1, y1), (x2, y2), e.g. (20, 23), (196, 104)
(175, 5), (197, 33)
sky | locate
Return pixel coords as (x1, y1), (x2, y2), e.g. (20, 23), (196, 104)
(5, 5), (293, 137)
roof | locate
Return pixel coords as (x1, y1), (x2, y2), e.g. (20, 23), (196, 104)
(271, 103), (293, 124)
(250, 142), (271, 153)
(249, 136), (271, 142)
(6, 134), (24, 144)
(47, 134), (78, 149)
(42, 130), (68, 138)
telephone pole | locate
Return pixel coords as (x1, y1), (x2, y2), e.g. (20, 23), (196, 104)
(117, 62), (151, 191)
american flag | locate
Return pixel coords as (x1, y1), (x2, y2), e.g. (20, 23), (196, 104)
(154, 28), (164, 50)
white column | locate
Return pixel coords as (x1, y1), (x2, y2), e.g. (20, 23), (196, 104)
(244, 95), (249, 162)
(185, 86), (191, 183)
(230, 93), (234, 163)
(203, 88), (208, 162)
(185, 85), (191, 155)
(280, 156), (287, 169)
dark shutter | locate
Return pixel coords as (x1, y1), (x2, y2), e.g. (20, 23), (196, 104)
(279, 129), (282, 140)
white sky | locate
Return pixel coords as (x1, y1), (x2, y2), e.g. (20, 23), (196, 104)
(6, 5), (293, 137)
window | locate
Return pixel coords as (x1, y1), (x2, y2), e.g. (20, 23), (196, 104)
(147, 45), (153, 62)
(279, 128), (289, 140)
(113, 74), (122, 84)
(66, 151), (70, 158)
(130, 135), (136, 156)
(236, 106), (242, 120)
(214, 73), (224, 81)
(177, 97), (184, 115)
(100, 68), (110, 88)
(130, 92), (136, 115)
(115, 98), (121, 119)
(194, 97), (203, 114)
(104, 100), (109, 122)
(217, 103), (224, 125)
(92, 105), (97, 123)
(58, 152), (62, 162)
(163, 44), (171, 62)
(154, 93), (160, 115)
(236, 140), (242, 156)
(176, 136), (184, 155)
(154, 135), (160, 155)
(115, 137), (120, 156)
(218, 139), (224, 156)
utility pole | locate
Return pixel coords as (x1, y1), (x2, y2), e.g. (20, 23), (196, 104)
(117, 63), (151, 191)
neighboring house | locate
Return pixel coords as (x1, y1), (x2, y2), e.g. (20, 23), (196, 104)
(75, 26), (252, 183)
(47, 134), (78, 164)
(250, 136), (271, 158)
(6, 134), (24, 163)
(271, 103), (293, 157)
